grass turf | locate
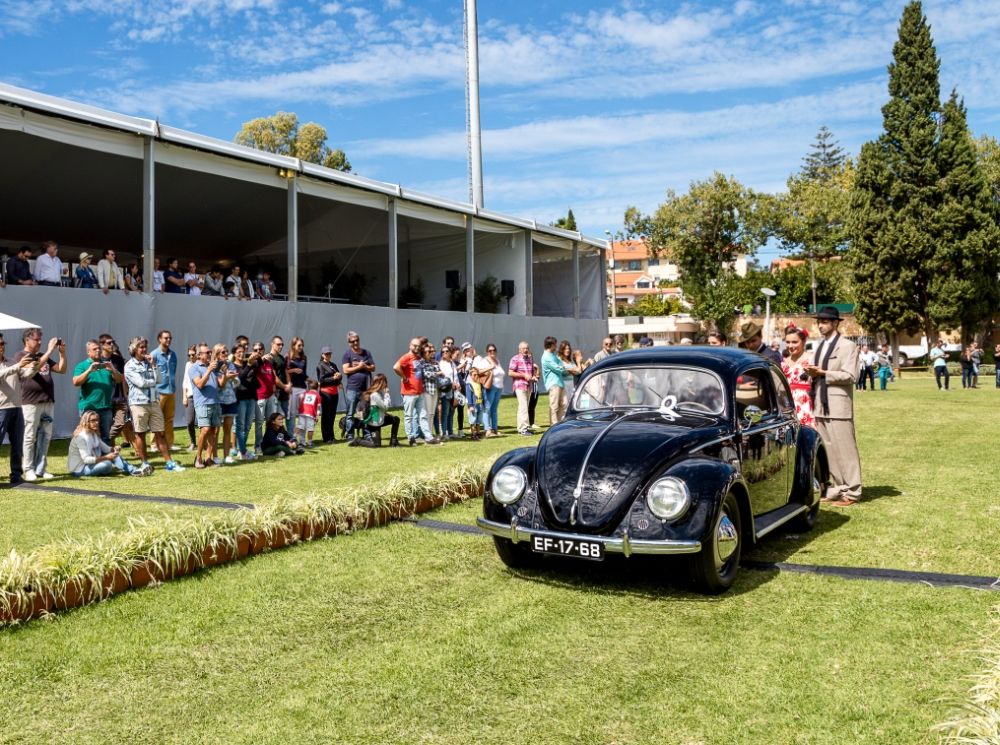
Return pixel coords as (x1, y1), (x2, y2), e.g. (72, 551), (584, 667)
(1, 381), (999, 743)
(0, 520), (993, 744)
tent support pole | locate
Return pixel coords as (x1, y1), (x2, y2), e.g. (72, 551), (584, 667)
(466, 218), (475, 314)
(287, 175), (298, 302)
(142, 137), (155, 293)
(524, 230), (533, 317)
(388, 198), (398, 309)
(572, 241), (580, 320)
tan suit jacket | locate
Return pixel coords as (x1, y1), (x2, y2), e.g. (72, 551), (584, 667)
(813, 334), (858, 420)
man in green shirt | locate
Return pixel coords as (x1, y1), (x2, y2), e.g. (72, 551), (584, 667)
(72, 339), (123, 444)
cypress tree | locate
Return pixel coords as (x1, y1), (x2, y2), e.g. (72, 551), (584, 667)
(927, 91), (1000, 337)
(849, 1), (941, 338)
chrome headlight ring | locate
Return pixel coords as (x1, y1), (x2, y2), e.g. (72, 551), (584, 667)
(490, 465), (528, 505)
(646, 476), (690, 521)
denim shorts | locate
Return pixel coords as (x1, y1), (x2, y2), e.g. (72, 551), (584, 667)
(195, 403), (222, 428)
(220, 401), (239, 417)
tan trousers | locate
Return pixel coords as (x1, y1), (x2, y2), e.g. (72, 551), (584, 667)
(159, 393), (176, 448)
(547, 386), (567, 425)
(815, 417), (862, 500)
(515, 388), (530, 432)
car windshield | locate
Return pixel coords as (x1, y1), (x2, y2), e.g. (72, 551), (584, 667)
(574, 366), (725, 416)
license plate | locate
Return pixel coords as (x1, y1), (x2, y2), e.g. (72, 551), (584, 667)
(530, 535), (604, 561)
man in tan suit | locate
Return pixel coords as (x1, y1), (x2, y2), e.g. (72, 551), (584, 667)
(805, 306), (862, 506)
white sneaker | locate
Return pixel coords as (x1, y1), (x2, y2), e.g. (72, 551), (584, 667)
(224, 456), (236, 465)
(170, 445), (182, 452)
(23, 470), (37, 482)
(40, 472), (55, 479)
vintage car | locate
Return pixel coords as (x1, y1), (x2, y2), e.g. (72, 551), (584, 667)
(477, 347), (827, 593)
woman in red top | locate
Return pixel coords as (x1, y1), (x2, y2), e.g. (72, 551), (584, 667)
(780, 324), (815, 427)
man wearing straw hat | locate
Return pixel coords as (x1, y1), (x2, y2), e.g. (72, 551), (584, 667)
(804, 305), (862, 507)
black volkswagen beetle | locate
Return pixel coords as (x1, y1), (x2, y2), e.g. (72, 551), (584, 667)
(477, 347), (827, 593)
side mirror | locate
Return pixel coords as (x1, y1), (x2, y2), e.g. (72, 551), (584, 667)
(742, 405), (763, 426)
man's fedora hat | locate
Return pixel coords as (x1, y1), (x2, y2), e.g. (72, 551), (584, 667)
(815, 305), (842, 321)
(736, 320), (763, 344)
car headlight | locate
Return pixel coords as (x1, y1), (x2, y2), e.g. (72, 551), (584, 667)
(490, 465), (527, 505)
(646, 476), (690, 520)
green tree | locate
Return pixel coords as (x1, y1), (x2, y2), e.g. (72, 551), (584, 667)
(629, 172), (771, 332)
(974, 135), (1000, 206)
(235, 112), (352, 171)
(926, 92), (1000, 337)
(619, 294), (684, 317)
(848, 1), (941, 339)
(552, 208), (577, 231)
(801, 125), (847, 181)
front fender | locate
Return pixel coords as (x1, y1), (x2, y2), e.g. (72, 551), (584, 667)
(483, 447), (537, 524)
(623, 457), (743, 544)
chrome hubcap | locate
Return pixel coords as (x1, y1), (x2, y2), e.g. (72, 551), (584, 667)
(715, 513), (738, 567)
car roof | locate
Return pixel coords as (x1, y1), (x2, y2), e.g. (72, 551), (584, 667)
(586, 346), (771, 378)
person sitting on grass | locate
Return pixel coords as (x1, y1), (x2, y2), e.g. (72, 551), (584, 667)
(68, 410), (146, 477)
(348, 373), (401, 448)
(260, 412), (303, 457)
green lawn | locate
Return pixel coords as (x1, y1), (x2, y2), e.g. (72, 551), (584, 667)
(1, 383), (998, 743)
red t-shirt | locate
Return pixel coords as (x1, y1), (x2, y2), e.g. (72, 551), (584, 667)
(256, 360), (276, 400)
(396, 352), (423, 396)
(298, 390), (320, 418)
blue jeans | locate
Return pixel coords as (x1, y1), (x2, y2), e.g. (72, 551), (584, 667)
(73, 455), (134, 477)
(402, 394), (433, 440)
(0, 407), (25, 479)
(236, 399), (256, 455)
(344, 389), (363, 419)
(439, 395), (454, 436)
(484, 386), (502, 431)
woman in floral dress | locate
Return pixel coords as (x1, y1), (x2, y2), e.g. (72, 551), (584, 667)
(780, 324), (814, 427)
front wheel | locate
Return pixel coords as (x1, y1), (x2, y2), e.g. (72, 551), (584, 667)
(689, 491), (742, 594)
(492, 536), (541, 570)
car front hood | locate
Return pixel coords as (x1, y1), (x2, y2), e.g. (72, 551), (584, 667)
(535, 410), (714, 534)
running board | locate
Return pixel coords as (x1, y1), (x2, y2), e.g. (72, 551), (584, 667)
(754, 503), (809, 539)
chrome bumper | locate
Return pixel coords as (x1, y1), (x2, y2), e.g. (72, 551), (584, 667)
(476, 517), (701, 557)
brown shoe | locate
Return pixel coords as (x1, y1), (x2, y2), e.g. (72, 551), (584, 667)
(827, 498), (859, 507)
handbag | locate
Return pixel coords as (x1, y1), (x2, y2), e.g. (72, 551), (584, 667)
(477, 367), (494, 390)
(454, 391), (467, 407)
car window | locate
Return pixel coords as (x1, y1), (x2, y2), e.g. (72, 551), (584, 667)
(770, 367), (795, 413)
(576, 367), (725, 415)
(734, 368), (776, 421)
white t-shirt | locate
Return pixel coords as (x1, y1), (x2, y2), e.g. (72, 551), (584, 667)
(184, 272), (203, 296)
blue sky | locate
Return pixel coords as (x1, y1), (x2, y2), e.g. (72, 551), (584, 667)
(2, 0), (1000, 263)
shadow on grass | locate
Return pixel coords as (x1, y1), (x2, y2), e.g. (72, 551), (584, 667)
(859, 484), (903, 502)
(496, 499), (871, 599)
(502, 550), (778, 600)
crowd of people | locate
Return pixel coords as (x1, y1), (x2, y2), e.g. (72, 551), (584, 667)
(1, 312), (996, 489)
(2, 242), (277, 299)
(0, 326), (604, 484)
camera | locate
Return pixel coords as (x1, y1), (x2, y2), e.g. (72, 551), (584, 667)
(798, 371), (810, 382)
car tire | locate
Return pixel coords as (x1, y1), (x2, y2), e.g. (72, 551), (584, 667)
(791, 456), (823, 533)
(689, 491), (742, 594)
(492, 536), (541, 570)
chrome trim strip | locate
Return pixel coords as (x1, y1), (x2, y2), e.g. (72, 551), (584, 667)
(754, 504), (809, 539)
(476, 517), (701, 556)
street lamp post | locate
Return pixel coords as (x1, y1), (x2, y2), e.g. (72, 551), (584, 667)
(604, 230), (617, 318)
(760, 287), (776, 345)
